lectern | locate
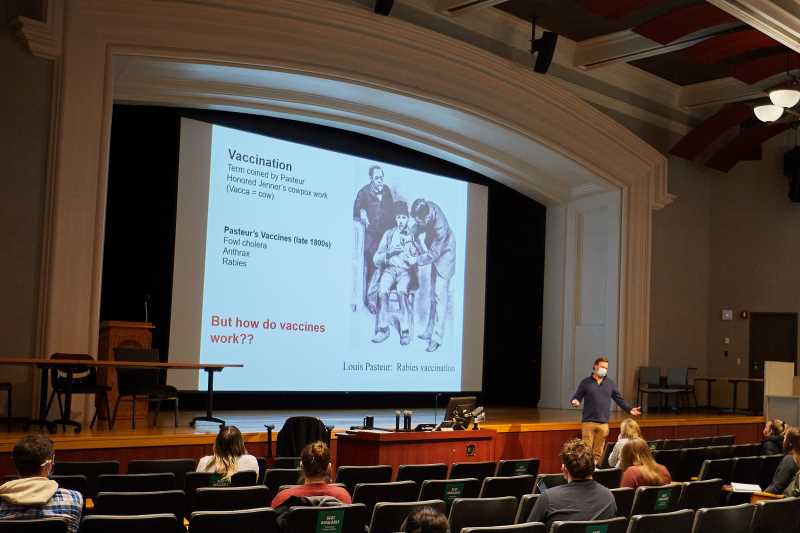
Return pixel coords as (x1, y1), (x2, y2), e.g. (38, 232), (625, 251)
(97, 321), (155, 422)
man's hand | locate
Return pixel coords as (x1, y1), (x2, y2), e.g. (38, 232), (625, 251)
(571, 399), (580, 408)
(630, 406), (642, 416)
(360, 209), (370, 227)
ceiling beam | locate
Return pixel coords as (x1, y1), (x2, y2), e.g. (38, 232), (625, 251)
(434, 0), (507, 16)
(708, 0), (800, 53)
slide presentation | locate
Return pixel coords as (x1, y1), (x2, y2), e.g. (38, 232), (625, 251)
(169, 119), (487, 392)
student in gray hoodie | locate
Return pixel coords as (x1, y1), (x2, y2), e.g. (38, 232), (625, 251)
(0, 435), (83, 533)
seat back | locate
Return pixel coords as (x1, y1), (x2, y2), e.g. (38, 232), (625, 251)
(496, 458), (540, 478)
(462, 524), (546, 533)
(534, 473), (566, 494)
(264, 468), (302, 501)
(663, 439), (689, 450)
(448, 496), (518, 533)
(194, 486), (269, 511)
(189, 508), (278, 533)
(49, 353), (98, 388)
(629, 483), (682, 516)
(127, 458), (195, 489)
(711, 435), (735, 446)
(759, 454), (783, 490)
(515, 494), (540, 524)
(677, 448), (709, 482)
(638, 366), (661, 387)
(79, 514), (177, 533)
(352, 480), (418, 516)
(732, 443), (761, 457)
(396, 463), (448, 485)
(113, 348), (161, 394)
(53, 460), (119, 498)
(708, 445), (734, 459)
(699, 459), (734, 484)
(98, 473), (176, 493)
(479, 475), (535, 499)
(593, 468), (622, 489)
(666, 368), (688, 387)
(648, 440), (664, 451)
(750, 496), (800, 533)
(691, 503), (755, 533)
(600, 442), (614, 469)
(185, 472), (256, 515)
(652, 450), (682, 481)
(93, 490), (185, 518)
(691, 437), (714, 448)
(550, 516), (628, 533)
(627, 509), (694, 533)
(419, 478), (481, 511)
(610, 487), (634, 518)
(284, 504), (368, 533)
(50, 475), (88, 499)
(276, 416), (331, 457)
(0, 518), (68, 532)
(732, 456), (762, 484)
(677, 479), (723, 509)
(271, 457), (300, 469)
(335, 465), (392, 493)
(369, 500), (445, 533)
(450, 461), (497, 483)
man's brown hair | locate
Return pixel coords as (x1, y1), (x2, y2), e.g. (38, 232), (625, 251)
(593, 357), (609, 367)
(13, 434), (54, 477)
(560, 438), (595, 479)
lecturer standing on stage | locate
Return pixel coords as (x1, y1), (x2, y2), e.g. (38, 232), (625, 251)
(571, 357), (641, 465)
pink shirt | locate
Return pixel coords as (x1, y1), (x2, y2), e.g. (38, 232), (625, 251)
(270, 483), (352, 508)
(621, 464), (672, 489)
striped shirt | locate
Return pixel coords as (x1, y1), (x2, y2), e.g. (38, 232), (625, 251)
(0, 488), (83, 533)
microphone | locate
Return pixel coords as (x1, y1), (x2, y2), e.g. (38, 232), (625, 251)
(144, 294), (152, 323)
(465, 406), (485, 419)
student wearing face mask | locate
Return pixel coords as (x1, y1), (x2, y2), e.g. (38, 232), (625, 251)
(571, 357), (641, 465)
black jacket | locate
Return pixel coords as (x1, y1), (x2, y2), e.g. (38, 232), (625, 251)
(277, 416), (331, 457)
(761, 435), (784, 455)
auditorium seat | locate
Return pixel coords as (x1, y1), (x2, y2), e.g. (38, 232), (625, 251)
(600, 442), (614, 468)
(708, 445), (734, 459)
(98, 473), (176, 493)
(450, 461), (497, 484)
(194, 485), (269, 511)
(336, 465), (392, 493)
(629, 484), (682, 516)
(263, 468), (301, 501)
(549, 517), (627, 533)
(79, 514), (178, 533)
(663, 438), (690, 450)
(93, 490), (185, 520)
(448, 496), (518, 533)
(732, 456), (762, 484)
(514, 494), (539, 523)
(610, 487), (633, 518)
(462, 524), (546, 533)
(677, 478), (723, 509)
(626, 509), (694, 533)
(479, 475), (535, 499)
(189, 508), (279, 533)
(711, 435), (735, 446)
(369, 500), (445, 533)
(648, 439), (665, 451)
(759, 454), (783, 489)
(271, 456), (300, 468)
(396, 463), (448, 485)
(652, 450), (682, 481)
(749, 496), (800, 533)
(419, 478), (481, 511)
(0, 517), (68, 532)
(495, 458), (540, 478)
(50, 475), (88, 500)
(256, 457), (266, 484)
(691, 437), (714, 448)
(690, 503), (755, 533)
(732, 443), (761, 457)
(352, 480), (418, 516)
(592, 468), (622, 489)
(676, 449), (708, 481)
(534, 473), (566, 493)
(128, 458), (196, 489)
(699, 459), (734, 484)
(284, 503), (368, 533)
(53, 460), (119, 498)
(185, 472), (260, 515)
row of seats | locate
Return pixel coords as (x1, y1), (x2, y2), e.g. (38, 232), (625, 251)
(698, 456), (782, 487)
(650, 444), (771, 482)
(648, 435), (736, 450)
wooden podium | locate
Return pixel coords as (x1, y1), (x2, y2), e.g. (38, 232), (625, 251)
(97, 321), (155, 422)
(336, 429), (496, 477)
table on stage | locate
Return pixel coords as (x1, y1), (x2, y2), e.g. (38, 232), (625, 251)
(0, 357), (243, 432)
(696, 376), (764, 414)
(336, 429), (496, 477)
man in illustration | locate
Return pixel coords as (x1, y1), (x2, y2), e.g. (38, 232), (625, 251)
(353, 165), (394, 309)
(372, 201), (418, 346)
(411, 198), (456, 352)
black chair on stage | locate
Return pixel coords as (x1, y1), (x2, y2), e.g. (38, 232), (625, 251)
(629, 484), (682, 516)
(45, 353), (112, 432)
(194, 485), (269, 511)
(283, 504), (369, 533)
(79, 514), (178, 533)
(352, 480), (418, 516)
(677, 478), (723, 509)
(550, 517), (628, 533)
(53, 460), (119, 498)
(0, 382), (28, 431)
(450, 461), (497, 484)
(111, 348), (179, 429)
(496, 458), (540, 478)
(637, 366), (665, 411)
(97, 473), (176, 493)
(336, 464), (393, 494)
(419, 478), (481, 511)
(396, 463), (448, 485)
(369, 500), (445, 533)
(515, 494), (540, 523)
(189, 508), (279, 533)
(534, 473), (567, 494)
(749, 496), (800, 533)
(0, 518), (68, 532)
(479, 475), (535, 499)
(448, 496), (518, 533)
(690, 503), (755, 533)
(266, 416), (332, 460)
(626, 509), (694, 533)
(463, 524), (546, 533)
(127, 458), (196, 490)
(593, 468), (622, 489)
(610, 487), (634, 518)
(264, 468), (301, 500)
(93, 490), (185, 519)
(699, 459), (735, 484)
(271, 456), (301, 468)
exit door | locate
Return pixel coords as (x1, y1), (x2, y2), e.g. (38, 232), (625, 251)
(749, 312), (798, 413)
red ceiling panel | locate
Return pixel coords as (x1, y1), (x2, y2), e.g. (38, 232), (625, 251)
(577, 0), (662, 19)
(734, 53), (800, 84)
(670, 103), (754, 160)
(633, 4), (736, 45)
(706, 122), (790, 172)
(682, 29), (779, 65)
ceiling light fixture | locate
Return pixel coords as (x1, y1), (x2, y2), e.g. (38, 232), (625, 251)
(770, 88), (800, 109)
(754, 104), (784, 123)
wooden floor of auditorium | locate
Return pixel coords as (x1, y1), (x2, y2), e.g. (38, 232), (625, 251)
(0, 408), (764, 475)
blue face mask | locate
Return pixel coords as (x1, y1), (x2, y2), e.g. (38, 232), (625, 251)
(596, 367), (608, 378)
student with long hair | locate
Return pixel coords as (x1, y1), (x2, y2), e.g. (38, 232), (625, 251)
(608, 418), (642, 468)
(196, 425), (258, 484)
(761, 419), (786, 455)
(619, 437), (671, 489)
(766, 426), (800, 494)
(270, 441), (351, 508)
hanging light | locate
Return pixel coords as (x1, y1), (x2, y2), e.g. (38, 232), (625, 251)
(754, 104), (784, 123)
(769, 89), (800, 108)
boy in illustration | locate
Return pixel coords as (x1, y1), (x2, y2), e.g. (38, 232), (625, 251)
(371, 201), (418, 346)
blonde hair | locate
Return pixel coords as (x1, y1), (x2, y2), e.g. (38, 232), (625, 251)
(619, 419), (642, 440)
(210, 426), (247, 480)
(619, 438), (668, 486)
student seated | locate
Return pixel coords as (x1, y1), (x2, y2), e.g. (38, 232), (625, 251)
(619, 437), (671, 489)
(270, 441), (351, 508)
(527, 438), (616, 530)
(765, 426), (800, 495)
(0, 435), (83, 533)
(196, 425), (258, 485)
(401, 506), (450, 533)
(761, 419), (786, 455)
(608, 418), (641, 468)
